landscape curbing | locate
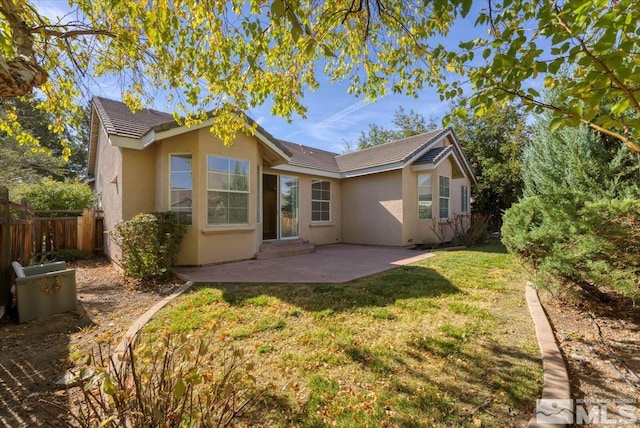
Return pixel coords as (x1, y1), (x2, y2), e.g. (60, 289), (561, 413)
(109, 281), (195, 374)
(525, 282), (572, 428)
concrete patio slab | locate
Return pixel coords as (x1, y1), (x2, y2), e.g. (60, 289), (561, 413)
(173, 244), (435, 283)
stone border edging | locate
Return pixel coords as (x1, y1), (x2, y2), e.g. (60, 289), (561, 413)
(110, 281), (195, 374)
(526, 282), (572, 428)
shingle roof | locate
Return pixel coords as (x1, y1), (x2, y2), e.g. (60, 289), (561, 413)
(277, 140), (340, 173)
(90, 97), (469, 179)
(412, 145), (451, 165)
(335, 128), (446, 173)
(91, 97), (291, 157)
(92, 96), (175, 139)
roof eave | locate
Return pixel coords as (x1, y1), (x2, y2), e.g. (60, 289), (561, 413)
(342, 161), (405, 178)
(446, 128), (478, 185)
(272, 163), (342, 179)
(87, 105), (100, 175)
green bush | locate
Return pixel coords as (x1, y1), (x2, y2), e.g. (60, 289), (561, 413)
(502, 196), (640, 298)
(15, 178), (94, 212)
(109, 212), (187, 280)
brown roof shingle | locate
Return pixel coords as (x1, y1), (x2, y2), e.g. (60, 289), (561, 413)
(335, 128), (446, 173)
(277, 140), (340, 173)
(413, 145), (451, 165)
(92, 96), (175, 139)
(91, 97), (463, 177)
(91, 97), (291, 157)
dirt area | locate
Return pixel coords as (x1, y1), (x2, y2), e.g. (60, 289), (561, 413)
(540, 289), (640, 425)
(2, 257), (639, 427)
(0, 257), (183, 427)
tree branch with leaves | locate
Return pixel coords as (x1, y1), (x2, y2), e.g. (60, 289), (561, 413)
(1, 0), (639, 154)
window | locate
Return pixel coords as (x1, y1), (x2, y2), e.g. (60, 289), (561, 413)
(418, 174), (432, 219)
(461, 185), (469, 213)
(207, 155), (249, 225)
(439, 176), (450, 219)
(170, 154), (192, 224)
(311, 180), (331, 222)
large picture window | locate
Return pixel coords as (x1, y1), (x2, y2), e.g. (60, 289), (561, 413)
(439, 176), (450, 219)
(170, 154), (192, 224)
(207, 155), (249, 225)
(311, 179), (331, 222)
(461, 185), (469, 213)
(418, 174), (432, 219)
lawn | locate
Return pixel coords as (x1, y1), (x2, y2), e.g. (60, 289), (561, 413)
(142, 240), (542, 427)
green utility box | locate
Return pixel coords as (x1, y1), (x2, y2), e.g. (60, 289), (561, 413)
(12, 261), (77, 323)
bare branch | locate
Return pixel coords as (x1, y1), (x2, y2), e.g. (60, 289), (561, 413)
(30, 26), (117, 39)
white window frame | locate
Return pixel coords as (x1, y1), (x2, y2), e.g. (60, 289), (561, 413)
(169, 153), (193, 224)
(206, 155), (250, 225)
(461, 185), (469, 213)
(417, 174), (433, 220)
(439, 176), (450, 220)
(311, 179), (331, 222)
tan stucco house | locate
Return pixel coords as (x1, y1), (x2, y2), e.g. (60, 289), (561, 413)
(88, 97), (477, 266)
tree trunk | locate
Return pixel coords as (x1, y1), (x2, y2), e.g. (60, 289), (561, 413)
(0, 57), (48, 97)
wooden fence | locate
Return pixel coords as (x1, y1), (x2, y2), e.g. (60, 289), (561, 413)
(0, 187), (103, 318)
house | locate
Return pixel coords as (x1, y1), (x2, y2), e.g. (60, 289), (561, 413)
(88, 97), (476, 266)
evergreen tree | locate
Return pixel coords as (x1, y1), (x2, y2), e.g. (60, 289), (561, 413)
(0, 96), (88, 193)
(502, 102), (640, 300)
(355, 106), (438, 149)
(449, 102), (529, 228)
(523, 116), (638, 199)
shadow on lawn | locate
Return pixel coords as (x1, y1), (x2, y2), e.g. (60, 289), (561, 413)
(204, 264), (462, 313)
(237, 336), (541, 427)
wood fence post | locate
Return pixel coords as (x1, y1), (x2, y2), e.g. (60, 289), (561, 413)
(24, 202), (33, 263)
(0, 187), (11, 318)
(78, 208), (96, 253)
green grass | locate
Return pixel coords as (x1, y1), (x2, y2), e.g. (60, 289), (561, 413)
(142, 239), (542, 427)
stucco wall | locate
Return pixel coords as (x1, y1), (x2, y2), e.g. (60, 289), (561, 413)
(94, 126), (123, 261)
(262, 168), (342, 245)
(122, 147), (157, 220)
(402, 165), (418, 246)
(412, 158), (473, 245)
(341, 170), (403, 246)
(155, 132), (200, 265)
(194, 129), (262, 265)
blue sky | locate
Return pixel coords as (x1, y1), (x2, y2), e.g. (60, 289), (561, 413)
(35, 0), (487, 154)
(247, 82), (448, 154)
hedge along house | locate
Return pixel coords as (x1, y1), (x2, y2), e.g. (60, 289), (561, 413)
(88, 97), (476, 266)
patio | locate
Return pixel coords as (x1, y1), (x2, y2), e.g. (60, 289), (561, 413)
(173, 244), (435, 283)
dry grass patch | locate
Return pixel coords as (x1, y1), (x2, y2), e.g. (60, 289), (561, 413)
(142, 240), (542, 427)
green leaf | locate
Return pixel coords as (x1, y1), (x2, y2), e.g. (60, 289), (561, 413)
(102, 375), (116, 396)
(174, 378), (186, 399)
(322, 44), (336, 58)
(549, 117), (564, 133)
(270, 0), (285, 19)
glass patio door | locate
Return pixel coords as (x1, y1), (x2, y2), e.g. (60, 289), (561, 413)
(279, 176), (298, 238)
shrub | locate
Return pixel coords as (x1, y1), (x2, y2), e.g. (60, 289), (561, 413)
(109, 212), (187, 280)
(502, 196), (640, 298)
(71, 334), (263, 427)
(29, 249), (91, 264)
(15, 178), (95, 212)
(429, 213), (490, 248)
(450, 213), (490, 247)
